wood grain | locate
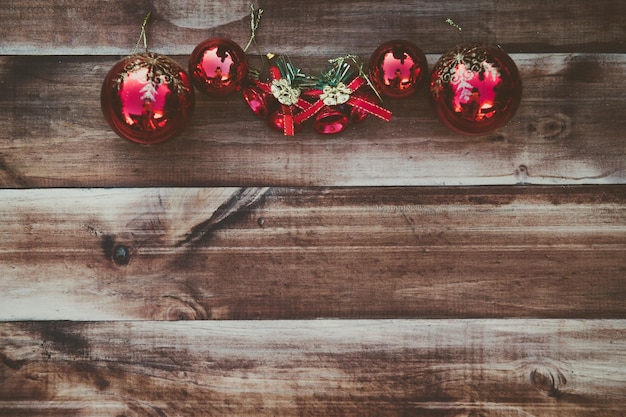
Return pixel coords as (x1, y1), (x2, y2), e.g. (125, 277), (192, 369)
(0, 54), (625, 187)
(1, 186), (624, 320)
(0, 0), (625, 55)
(2, 0), (626, 414)
(1, 320), (625, 416)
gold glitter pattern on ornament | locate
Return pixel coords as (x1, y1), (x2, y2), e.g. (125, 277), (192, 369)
(114, 52), (190, 98)
(433, 45), (498, 88)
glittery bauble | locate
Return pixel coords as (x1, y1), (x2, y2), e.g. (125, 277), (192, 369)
(314, 106), (350, 134)
(429, 44), (522, 136)
(101, 52), (195, 145)
(368, 40), (428, 99)
(189, 38), (249, 96)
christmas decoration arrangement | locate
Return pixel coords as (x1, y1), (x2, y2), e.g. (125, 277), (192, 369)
(101, 9), (522, 144)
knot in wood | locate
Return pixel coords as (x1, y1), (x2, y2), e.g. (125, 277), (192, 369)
(152, 296), (209, 320)
(529, 114), (571, 140)
(531, 365), (566, 397)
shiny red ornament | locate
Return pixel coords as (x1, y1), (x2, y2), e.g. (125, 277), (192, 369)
(268, 107), (303, 134)
(314, 106), (350, 134)
(242, 84), (276, 119)
(347, 90), (376, 123)
(368, 40), (428, 99)
(429, 43), (522, 136)
(189, 38), (249, 96)
(101, 52), (195, 145)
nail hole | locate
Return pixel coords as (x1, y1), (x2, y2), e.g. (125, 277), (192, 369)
(112, 245), (131, 266)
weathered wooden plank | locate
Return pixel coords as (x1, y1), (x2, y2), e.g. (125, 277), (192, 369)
(0, 320), (624, 416)
(1, 186), (624, 320)
(1, 0), (623, 415)
(0, 53), (624, 187)
(0, 0), (625, 55)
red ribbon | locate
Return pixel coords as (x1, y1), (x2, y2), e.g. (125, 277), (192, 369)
(253, 79), (311, 137)
(294, 76), (392, 124)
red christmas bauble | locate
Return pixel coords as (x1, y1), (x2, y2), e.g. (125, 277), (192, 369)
(101, 52), (195, 145)
(429, 43), (522, 136)
(189, 38), (249, 96)
(368, 40), (428, 99)
(314, 106), (350, 134)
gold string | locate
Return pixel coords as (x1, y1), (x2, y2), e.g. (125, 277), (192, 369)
(134, 11), (152, 54)
(445, 18), (464, 42)
(244, 5), (263, 52)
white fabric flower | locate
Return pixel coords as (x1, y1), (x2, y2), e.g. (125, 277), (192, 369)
(320, 82), (353, 106)
(271, 79), (301, 106)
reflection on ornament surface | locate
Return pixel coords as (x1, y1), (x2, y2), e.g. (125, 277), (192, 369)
(268, 107), (303, 134)
(429, 44), (522, 136)
(314, 106), (350, 135)
(369, 40), (428, 98)
(242, 85), (276, 119)
(101, 52), (195, 145)
(189, 38), (249, 96)
(347, 91), (376, 124)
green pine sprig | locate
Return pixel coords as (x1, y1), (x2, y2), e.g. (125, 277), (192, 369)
(275, 55), (317, 88)
(316, 59), (354, 89)
(321, 55), (383, 101)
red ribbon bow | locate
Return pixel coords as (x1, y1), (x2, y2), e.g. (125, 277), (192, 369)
(294, 76), (392, 124)
(253, 67), (312, 136)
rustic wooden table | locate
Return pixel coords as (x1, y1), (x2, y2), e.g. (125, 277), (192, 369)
(1, 1), (625, 415)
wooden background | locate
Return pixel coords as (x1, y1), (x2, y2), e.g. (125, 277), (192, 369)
(1, 0), (625, 415)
